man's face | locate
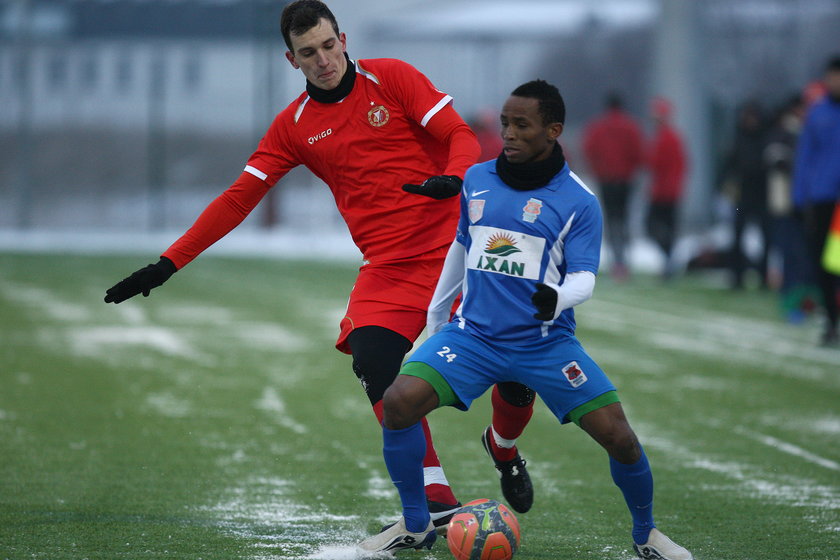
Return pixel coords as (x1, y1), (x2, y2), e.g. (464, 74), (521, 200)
(825, 69), (840, 99)
(500, 96), (562, 164)
(285, 18), (347, 91)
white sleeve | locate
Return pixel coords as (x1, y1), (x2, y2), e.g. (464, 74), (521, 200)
(542, 271), (596, 321)
(427, 240), (466, 334)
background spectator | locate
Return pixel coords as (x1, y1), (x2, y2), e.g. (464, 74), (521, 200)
(793, 54), (840, 347)
(645, 96), (687, 280)
(764, 94), (817, 323)
(724, 99), (770, 290)
(582, 92), (644, 280)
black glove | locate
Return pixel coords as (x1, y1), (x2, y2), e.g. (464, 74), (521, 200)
(104, 257), (177, 304)
(531, 282), (559, 321)
(402, 175), (463, 200)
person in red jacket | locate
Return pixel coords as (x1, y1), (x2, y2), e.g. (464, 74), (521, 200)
(646, 97), (688, 279)
(583, 92), (644, 280)
(103, 0), (536, 532)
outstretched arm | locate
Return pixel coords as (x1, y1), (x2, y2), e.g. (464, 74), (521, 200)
(162, 171), (272, 268)
(104, 171), (271, 303)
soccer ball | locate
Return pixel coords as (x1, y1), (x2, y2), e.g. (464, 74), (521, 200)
(446, 498), (521, 560)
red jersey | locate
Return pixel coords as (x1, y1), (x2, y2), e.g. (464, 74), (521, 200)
(582, 109), (644, 182)
(647, 124), (687, 203)
(163, 58), (479, 269)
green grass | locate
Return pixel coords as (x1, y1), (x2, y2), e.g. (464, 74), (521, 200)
(1, 253), (839, 559)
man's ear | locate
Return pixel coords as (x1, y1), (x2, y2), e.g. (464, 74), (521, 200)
(285, 50), (299, 69)
(548, 122), (564, 141)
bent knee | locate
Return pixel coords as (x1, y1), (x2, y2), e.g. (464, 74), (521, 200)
(602, 428), (640, 463)
(581, 408), (640, 462)
(382, 376), (439, 430)
(383, 387), (417, 429)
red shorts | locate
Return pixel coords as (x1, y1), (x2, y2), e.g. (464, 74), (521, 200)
(336, 246), (449, 354)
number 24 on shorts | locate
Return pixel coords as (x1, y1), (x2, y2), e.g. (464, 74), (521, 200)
(436, 346), (457, 363)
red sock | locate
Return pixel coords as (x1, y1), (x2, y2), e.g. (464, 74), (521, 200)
(372, 400), (458, 506)
(420, 418), (458, 505)
(489, 385), (534, 461)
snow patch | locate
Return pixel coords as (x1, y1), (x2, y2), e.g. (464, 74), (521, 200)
(235, 322), (311, 352)
(255, 387), (308, 434)
(0, 281), (91, 322)
(69, 326), (203, 361)
(145, 391), (192, 418)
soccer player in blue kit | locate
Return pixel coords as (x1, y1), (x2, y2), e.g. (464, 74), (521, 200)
(358, 80), (693, 560)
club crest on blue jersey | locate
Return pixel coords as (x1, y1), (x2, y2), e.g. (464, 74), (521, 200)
(562, 361), (588, 387)
(522, 198), (543, 223)
(469, 199), (485, 223)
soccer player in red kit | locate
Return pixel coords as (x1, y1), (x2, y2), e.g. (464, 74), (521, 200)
(104, 0), (535, 532)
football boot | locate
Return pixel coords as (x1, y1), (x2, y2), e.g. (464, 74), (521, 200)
(633, 528), (693, 560)
(358, 517), (436, 555)
(481, 426), (534, 513)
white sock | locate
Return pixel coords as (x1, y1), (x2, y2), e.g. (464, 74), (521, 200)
(491, 426), (517, 449)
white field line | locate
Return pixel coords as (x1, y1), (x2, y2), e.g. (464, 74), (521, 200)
(583, 298), (840, 374)
(255, 386), (308, 434)
(636, 424), (840, 513)
(736, 428), (840, 471)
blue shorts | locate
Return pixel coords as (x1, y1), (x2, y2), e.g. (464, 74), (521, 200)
(405, 325), (616, 424)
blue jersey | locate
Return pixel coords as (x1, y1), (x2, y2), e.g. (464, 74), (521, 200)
(452, 159), (602, 343)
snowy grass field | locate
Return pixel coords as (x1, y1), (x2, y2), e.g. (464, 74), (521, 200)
(1, 252), (839, 559)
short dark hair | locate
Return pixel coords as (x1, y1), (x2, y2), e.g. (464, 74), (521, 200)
(827, 54), (840, 73)
(511, 80), (566, 125)
(281, 0), (340, 51)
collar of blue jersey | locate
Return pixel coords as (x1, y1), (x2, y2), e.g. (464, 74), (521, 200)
(306, 53), (356, 104)
(495, 142), (566, 190)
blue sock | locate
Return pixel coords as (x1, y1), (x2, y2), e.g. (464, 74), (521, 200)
(610, 449), (656, 545)
(383, 423), (429, 532)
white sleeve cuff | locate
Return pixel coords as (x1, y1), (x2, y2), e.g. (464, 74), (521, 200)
(545, 270), (596, 320)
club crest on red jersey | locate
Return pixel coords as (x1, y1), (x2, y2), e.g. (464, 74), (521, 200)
(368, 105), (390, 127)
(562, 361), (588, 387)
